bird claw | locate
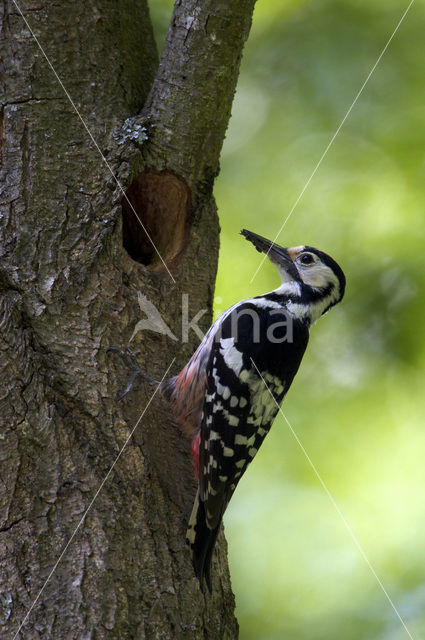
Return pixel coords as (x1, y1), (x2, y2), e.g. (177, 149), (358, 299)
(107, 347), (158, 401)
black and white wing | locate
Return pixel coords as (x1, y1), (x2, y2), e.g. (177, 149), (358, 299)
(187, 300), (309, 587)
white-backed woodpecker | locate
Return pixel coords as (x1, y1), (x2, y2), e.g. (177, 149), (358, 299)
(162, 229), (346, 590)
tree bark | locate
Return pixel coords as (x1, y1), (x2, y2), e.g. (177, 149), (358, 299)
(0, 0), (255, 638)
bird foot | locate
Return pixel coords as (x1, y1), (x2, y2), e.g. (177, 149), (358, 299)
(107, 347), (158, 401)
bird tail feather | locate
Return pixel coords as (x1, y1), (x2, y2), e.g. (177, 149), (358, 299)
(186, 490), (220, 592)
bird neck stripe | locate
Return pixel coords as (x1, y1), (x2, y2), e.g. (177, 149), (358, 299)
(287, 290), (338, 325)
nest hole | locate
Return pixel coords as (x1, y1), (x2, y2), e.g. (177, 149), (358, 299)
(122, 170), (191, 270)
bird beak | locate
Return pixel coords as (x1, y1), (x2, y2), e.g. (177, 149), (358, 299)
(241, 229), (292, 266)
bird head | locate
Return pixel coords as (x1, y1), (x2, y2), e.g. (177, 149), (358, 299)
(241, 229), (346, 324)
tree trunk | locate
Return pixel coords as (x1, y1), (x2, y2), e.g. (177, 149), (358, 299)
(0, 0), (255, 638)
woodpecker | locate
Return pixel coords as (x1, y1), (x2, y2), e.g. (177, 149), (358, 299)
(163, 229), (346, 589)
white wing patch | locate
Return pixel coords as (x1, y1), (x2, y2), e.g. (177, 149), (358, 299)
(219, 337), (244, 376)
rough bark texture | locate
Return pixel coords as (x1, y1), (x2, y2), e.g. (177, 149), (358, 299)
(0, 0), (255, 638)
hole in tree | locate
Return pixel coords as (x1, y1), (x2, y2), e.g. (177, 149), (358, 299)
(122, 170), (191, 270)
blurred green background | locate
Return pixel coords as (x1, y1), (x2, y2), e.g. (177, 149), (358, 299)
(152, 1), (425, 638)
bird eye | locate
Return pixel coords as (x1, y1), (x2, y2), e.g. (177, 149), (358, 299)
(299, 253), (316, 266)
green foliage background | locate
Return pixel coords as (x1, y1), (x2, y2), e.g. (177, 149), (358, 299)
(153, 2), (425, 638)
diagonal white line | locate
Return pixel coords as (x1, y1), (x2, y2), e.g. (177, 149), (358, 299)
(11, 0), (176, 284)
(250, 358), (415, 640)
(250, 0), (415, 284)
(12, 358), (175, 640)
